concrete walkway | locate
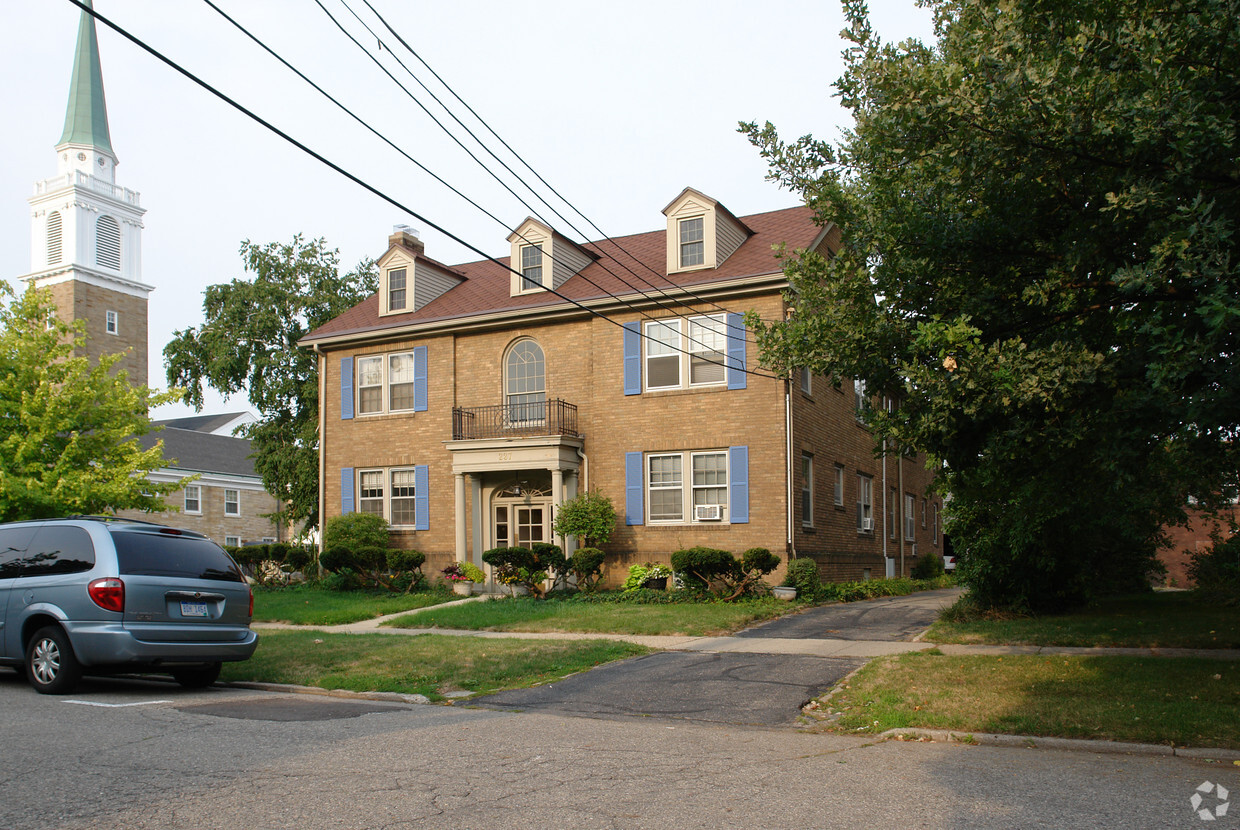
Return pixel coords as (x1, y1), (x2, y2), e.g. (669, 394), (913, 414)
(251, 591), (1240, 661)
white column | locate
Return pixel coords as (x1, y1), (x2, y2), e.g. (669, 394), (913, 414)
(470, 475), (484, 566)
(454, 472), (466, 564)
(551, 468), (564, 545)
(563, 470), (579, 556)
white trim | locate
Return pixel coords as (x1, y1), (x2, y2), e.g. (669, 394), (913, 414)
(21, 264), (153, 298)
(143, 468), (267, 490)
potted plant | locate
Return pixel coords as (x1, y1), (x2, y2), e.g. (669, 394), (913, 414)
(462, 561), (487, 591)
(442, 562), (473, 596)
(621, 562), (673, 592)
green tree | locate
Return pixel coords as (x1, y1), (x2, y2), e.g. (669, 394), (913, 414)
(0, 283), (184, 520)
(741, 0), (1240, 612)
(165, 236), (377, 533)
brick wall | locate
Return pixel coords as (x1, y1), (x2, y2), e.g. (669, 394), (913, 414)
(116, 482), (283, 546)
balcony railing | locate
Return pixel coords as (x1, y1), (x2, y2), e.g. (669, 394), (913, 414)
(452, 399), (580, 440)
(35, 172), (141, 206)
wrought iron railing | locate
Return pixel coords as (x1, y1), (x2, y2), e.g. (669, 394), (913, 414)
(452, 399), (580, 440)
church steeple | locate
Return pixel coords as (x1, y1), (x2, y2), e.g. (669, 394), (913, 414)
(20, 0), (151, 388)
(57, 0), (114, 161)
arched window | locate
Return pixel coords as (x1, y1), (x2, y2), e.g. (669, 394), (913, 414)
(505, 339), (545, 423)
(47, 211), (63, 265)
(96, 215), (121, 270)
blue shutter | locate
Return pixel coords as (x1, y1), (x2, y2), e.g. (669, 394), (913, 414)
(413, 345), (428, 412)
(726, 312), (746, 390)
(340, 357), (354, 420)
(414, 464), (429, 530)
(341, 467), (354, 514)
(625, 451), (644, 525)
(623, 321), (641, 396)
(729, 446), (749, 524)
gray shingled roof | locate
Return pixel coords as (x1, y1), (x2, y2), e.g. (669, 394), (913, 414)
(141, 427), (258, 478)
(154, 412), (249, 434)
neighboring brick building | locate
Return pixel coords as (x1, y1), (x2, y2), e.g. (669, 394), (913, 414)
(1159, 502), (1239, 587)
(115, 413), (286, 547)
(301, 188), (942, 586)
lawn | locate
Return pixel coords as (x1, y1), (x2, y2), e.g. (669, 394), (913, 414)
(220, 629), (650, 700)
(812, 650), (1240, 749)
(381, 595), (795, 637)
(252, 585), (459, 626)
(926, 591), (1240, 649)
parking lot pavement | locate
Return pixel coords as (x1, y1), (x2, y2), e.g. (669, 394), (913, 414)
(472, 651), (866, 726)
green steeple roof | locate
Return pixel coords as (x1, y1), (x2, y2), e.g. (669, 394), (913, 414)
(57, 0), (114, 156)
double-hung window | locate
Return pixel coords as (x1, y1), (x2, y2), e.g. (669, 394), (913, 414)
(357, 357), (384, 415)
(358, 470), (384, 515)
(834, 465), (845, 507)
(105, 310), (118, 335)
(647, 451), (728, 524)
(857, 474), (873, 532)
(520, 243), (543, 290)
(905, 494), (916, 541)
(643, 314), (727, 390)
(390, 469), (417, 526)
(679, 217), (704, 267)
(224, 488), (240, 517)
(801, 453), (813, 527)
(388, 352), (417, 411)
(184, 485), (201, 515)
(388, 268), (407, 311)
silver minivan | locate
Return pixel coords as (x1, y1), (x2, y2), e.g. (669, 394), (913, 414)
(0, 517), (257, 694)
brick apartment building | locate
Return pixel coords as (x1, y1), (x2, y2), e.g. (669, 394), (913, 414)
(301, 188), (942, 586)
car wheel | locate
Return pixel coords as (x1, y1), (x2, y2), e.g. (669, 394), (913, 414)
(26, 626), (82, 695)
(171, 662), (221, 689)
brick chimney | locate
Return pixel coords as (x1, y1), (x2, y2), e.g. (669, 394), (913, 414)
(389, 224), (424, 257)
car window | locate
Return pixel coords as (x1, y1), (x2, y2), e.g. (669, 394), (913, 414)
(21, 526), (96, 577)
(0, 526), (38, 578)
(111, 531), (243, 583)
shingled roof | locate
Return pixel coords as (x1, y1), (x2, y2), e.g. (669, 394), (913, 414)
(140, 427), (258, 478)
(302, 204), (820, 344)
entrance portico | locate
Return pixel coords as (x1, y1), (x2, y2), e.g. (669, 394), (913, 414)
(447, 436), (584, 567)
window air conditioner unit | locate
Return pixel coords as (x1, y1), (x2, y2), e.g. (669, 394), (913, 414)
(694, 504), (722, 521)
(862, 517), (874, 531)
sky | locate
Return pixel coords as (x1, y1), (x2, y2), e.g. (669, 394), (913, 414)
(0, 0), (936, 419)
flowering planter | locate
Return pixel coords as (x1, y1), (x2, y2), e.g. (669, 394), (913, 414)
(641, 577), (669, 591)
(452, 582), (472, 596)
(772, 586), (797, 601)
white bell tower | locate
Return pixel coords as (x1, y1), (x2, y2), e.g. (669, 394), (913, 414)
(21, 0), (152, 387)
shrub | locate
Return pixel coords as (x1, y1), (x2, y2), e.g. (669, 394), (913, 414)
(319, 545), (352, 574)
(285, 546), (313, 572)
(911, 550), (945, 580)
(783, 558), (821, 597)
(1190, 534), (1240, 604)
(531, 542), (567, 588)
(552, 490), (617, 547)
(670, 546), (737, 589)
(321, 567), (361, 592)
(568, 547), (606, 592)
(323, 512), (390, 553)
(621, 562), (673, 592)
(483, 547), (546, 597)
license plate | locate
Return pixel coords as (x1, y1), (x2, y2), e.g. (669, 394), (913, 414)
(180, 601), (209, 618)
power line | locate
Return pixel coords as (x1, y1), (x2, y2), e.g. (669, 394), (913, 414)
(318, 0), (759, 346)
(356, 0), (773, 333)
(66, 0), (782, 381)
(201, 0), (744, 362)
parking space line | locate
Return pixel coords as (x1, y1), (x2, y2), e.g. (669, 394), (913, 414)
(62, 699), (172, 708)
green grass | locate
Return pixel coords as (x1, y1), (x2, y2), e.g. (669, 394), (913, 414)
(252, 585), (458, 626)
(382, 595), (794, 636)
(817, 650), (1240, 749)
(926, 591), (1240, 648)
(220, 630), (650, 700)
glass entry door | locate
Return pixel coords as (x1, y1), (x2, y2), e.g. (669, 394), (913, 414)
(493, 503), (549, 548)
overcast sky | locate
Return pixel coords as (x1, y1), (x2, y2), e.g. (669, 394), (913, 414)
(0, 0), (935, 419)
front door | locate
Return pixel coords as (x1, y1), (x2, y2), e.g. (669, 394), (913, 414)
(493, 503), (550, 548)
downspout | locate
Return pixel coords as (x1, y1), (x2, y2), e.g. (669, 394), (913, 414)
(785, 376), (794, 558)
(313, 343), (326, 577)
(898, 445), (906, 577)
(881, 436), (888, 569)
(576, 447), (588, 492)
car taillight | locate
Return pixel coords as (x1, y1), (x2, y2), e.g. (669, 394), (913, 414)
(88, 577), (125, 613)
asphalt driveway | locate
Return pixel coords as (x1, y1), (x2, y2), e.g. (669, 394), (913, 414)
(736, 587), (964, 641)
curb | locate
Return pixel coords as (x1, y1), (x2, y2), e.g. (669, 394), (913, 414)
(877, 728), (1240, 762)
(223, 680), (434, 706)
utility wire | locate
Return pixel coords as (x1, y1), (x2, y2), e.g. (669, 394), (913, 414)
(355, 0), (770, 334)
(67, 0), (781, 380)
(209, 0), (738, 360)
(319, 0), (757, 346)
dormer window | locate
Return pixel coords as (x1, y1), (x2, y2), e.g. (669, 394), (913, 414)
(520, 244), (544, 292)
(679, 217), (705, 268)
(663, 187), (753, 275)
(388, 268), (407, 312)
